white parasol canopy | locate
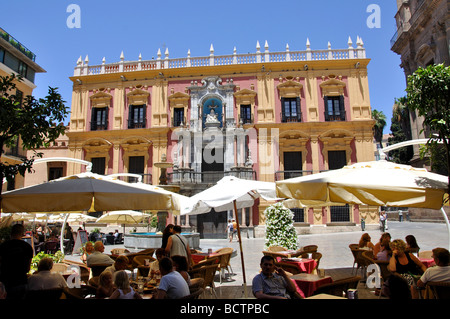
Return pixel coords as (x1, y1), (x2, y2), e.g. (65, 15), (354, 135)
(181, 176), (279, 297)
(276, 160), (450, 247)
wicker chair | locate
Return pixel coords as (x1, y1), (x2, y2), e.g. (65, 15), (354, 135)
(312, 276), (361, 298)
(262, 250), (289, 260)
(349, 245), (370, 277)
(424, 281), (450, 299)
(180, 287), (204, 299)
(213, 248), (234, 283)
(275, 261), (301, 275)
(63, 285), (97, 299)
(62, 260), (91, 284)
(268, 245), (288, 252)
(110, 248), (130, 255)
(300, 245), (318, 253)
(133, 255), (156, 277)
(189, 264), (219, 298)
(51, 263), (69, 274)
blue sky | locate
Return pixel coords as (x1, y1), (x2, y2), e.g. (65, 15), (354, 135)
(1, 0), (405, 133)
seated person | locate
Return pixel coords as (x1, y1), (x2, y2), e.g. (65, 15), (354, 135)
(358, 233), (375, 250)
(105, 255), (129, 279)
(252, 255), (298, 299)
(109, 270), (142, 299)
(96, 270), (115, 299)
(86, 241), (114, 267)
(27, 258), (68, 291)
(171, 255), (191, 284)
(80, 241), (94, 264)
(149, 248), (165, 279)
(376, 237), (392, 262)
(154, 257), (190, 299)
(417, 248), (450, 289)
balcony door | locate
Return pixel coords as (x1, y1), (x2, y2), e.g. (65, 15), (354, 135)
(283, 151), (302, 179)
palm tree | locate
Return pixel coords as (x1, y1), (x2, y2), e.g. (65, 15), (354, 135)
(372, 109), (386, 149)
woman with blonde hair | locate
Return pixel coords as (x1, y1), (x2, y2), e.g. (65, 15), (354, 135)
(109, 270), (142, 299)
(388, 239), (426, 299)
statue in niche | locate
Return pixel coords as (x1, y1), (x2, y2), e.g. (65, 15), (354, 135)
(205, 108), (219, 123)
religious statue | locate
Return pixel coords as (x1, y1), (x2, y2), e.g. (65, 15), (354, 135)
(205, 109), (219, 123)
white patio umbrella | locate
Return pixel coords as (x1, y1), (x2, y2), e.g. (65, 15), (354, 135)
(276, 160), (450, 247)
(181, 176), (279, 297)
(96, 210), (150, 233)
(0, 172), (179, 213)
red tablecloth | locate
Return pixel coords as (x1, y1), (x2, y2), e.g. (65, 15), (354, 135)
(191, 253), (219, 264)
(277, 258), (316, 274)
(290, 273), (333, 298)
(419, 258), (435, 268)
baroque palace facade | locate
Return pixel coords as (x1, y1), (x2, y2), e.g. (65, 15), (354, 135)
(65, 38), (375, 238)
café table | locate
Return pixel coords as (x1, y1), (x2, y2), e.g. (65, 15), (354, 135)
(290, 273), (333, 298)
(305, 293), (346, 299)
(419, 257), (435, 268)
(191, 252), (220, 264)
(277, 257), (316, 274)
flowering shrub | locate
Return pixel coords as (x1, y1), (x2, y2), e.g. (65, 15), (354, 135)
(264, 202), (298, 250)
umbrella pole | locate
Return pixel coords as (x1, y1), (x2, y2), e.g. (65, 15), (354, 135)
(440, 207), (450, 250)
(61, 213), (69, 255)
(233, 200), (248, 298)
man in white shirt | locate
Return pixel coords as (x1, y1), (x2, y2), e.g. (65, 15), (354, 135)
(27, 258), (67, 291)
(417, 248), (450, 288)
(86, 241), (114, 267)
(154, 257), (190, 299)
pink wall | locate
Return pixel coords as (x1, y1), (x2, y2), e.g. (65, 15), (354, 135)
(273, 78), (307, 123)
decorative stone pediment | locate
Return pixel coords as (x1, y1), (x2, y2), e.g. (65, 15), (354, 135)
(127, 88), (150, 105)
(168, 91), (190, 109)
(279, 130), (309, 149)
(90, 91), (112, 108)
(319, 76), (346, 97)
(277, 80), (303, 98)
(234, 88), (257, 106)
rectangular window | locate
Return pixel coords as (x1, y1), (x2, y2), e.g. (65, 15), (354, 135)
(281, 97), (301, 122)
(328, 150), (346, 170)
(18, 60), (27, 77)
(129, 156), (145, 183)
(173, 108), (184, 127)
(128, 105), (146, 128)
(324, 96), (345, 121)
(48, 167), (63, 181)
(0, 48), (4, 63)
(283, 151), (302, 179)
(91, 157), (106, 175)
(240, 105), (252, 124)
(91, 107), (108, 131)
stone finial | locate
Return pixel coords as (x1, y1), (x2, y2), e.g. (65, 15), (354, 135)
(286, 43), (290, 52)
(84, 55), (89, 64)
(264, 40), (269, 51)
(157, 48), (161, 59)
(306, 38), (311, 50)
(120, 51), (124, 61)
(165, 48), (169, 57)
(256, 40), (261, 52)
(102, 57), (105, 64)
(139, 53), (142, 61)
(210, 44), (214, 54)
(348, 36), (353, 48)
(77, 56), (83, 65)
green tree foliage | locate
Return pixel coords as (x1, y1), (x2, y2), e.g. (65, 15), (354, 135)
(405, 64), (450, 195)
(372, 109), (386, 149)
(388, 97), (413, 164)
(0, 73), (68, 193)
(264, 202), (298, 250)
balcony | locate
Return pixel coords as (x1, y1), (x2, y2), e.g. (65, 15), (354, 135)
(168, 168), (256, 185)
(74, 37), (367, 77)
(128, 118), (146, 129)
(0, 27), (36, 62)
(324, 111), (346, 122)
(281, 112), (302, 123)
